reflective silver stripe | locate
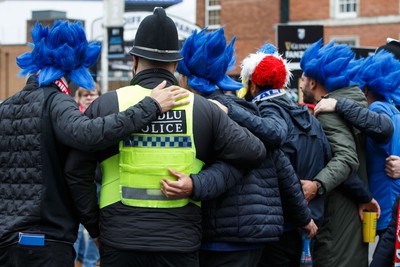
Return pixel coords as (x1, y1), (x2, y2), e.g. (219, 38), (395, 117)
(133, 45), (180, 54)
(121, 187), (170, 201)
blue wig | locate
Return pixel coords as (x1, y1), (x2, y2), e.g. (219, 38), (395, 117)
(16, 20), (101, 90)
(257, 43), (278, 54)
(300, 39), (355, 92)
(177, 27), (243, 95)
(351, 50), (400, 105)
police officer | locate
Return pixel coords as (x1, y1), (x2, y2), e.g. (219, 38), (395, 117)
(64, 7), (266, 267)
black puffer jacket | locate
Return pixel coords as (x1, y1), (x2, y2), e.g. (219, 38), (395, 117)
(0, 75), (164, 247)
(194, 148), (311, 243)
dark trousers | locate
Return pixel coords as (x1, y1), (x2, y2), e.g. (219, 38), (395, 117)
(100, 244), (199, 267)
(199, 248), (264, 267)
(0, 242), (75, 267)
(258, 230), (303, 267)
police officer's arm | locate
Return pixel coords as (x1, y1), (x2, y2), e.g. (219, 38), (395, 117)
(50, 83), (189, 152)
(190, 161), (243, 201)
(161, 161), (243, 201)
(64, 148), (100, 239)
(161, 161), (244, 201)
(208, 101), (266, 169)
(315, 98), (393, 143)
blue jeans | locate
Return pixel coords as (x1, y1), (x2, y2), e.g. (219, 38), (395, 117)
(74, 225), (100, 267)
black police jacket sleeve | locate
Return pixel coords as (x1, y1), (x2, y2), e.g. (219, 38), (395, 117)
(336, 98), (393, 143)
(49, 91), (161, 152)
(370, 194), (399, 267)
(190, 161), (243, 201)
(274, 149), (311, 227)
(64, 149), (100, 238)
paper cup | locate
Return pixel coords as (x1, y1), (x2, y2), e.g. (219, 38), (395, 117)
(363, 211), (377, 243)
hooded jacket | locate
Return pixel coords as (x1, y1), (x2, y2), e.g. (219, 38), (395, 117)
(195, 90), (311, 245)
(215, 92), (329, 226)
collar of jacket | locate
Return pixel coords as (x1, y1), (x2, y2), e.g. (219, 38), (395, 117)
(130, 68), (178, 89)
(26, 75), (59, 91)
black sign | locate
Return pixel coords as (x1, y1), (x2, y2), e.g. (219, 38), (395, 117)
(352, 47), (376, 59)
(107, 27), (125, 59)
(277, 25), (324, 63)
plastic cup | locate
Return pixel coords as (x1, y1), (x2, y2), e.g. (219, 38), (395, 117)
(362, 211), (377, 243)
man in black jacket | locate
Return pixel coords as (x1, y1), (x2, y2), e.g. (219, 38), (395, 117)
(0, 20), (190, 267)
(64, 8), (266, 267)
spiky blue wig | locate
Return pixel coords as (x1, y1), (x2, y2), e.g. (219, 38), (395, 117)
(300, 39), (355, 92)
(177, 27), (243, 95)
(258, 43), (278, 55)
(16, 20), (101, 90)
(351, 50), (400, 105)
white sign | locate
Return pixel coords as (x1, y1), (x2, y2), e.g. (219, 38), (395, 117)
(92, 11), (200, 41)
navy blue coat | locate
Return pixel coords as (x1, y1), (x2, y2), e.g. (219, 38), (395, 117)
(369, 194), (399, 267)
(213, 92), (328, 226)
(191, 91), (311, 243)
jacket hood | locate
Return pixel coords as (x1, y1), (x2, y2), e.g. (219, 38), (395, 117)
(269, 94), (313, 132)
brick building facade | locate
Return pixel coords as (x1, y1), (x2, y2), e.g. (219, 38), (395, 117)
(197, 0), (400, 77)
(1, 1), (398, 100)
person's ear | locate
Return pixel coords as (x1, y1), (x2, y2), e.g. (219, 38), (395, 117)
(132, 56), (139, 75)
(310, 78), (317, 91)
(249, 81), (259, 97)
(179, 75), (188, 89)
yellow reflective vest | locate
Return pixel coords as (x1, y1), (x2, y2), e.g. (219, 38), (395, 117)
(100, 85), (204, 209)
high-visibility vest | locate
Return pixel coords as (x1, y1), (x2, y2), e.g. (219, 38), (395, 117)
(100, 85), (203, 209)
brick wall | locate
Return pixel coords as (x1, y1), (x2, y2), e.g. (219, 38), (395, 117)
(224, 0), (281, 75)
(196, 0), (205, 28)
(360, 0), (399, 17)
(0, 45), (30, 100)
(290, 0), (330, 21)
(326, 23), (400, 47)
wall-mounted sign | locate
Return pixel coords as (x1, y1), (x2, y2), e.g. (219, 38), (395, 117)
(277, 25), (324, 63)
(107, 26), (125, 59)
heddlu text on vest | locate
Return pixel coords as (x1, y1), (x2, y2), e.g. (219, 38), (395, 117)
(141, 110), (187, 134)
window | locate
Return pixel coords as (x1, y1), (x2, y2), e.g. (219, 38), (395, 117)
(334, 0), (358, 18)
(205, 0), (221, 30)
